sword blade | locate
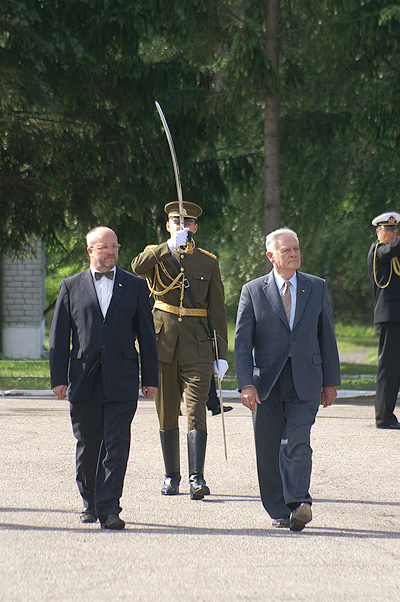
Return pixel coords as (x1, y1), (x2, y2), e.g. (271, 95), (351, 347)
(155, 101), (185, 231)
(213, 330), (228, 461)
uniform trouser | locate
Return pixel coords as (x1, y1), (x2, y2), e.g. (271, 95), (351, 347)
(155, 346), (214, 431)
(69, 373), (137, 522)
(252, 359), (320, 519)
(375, 322), (400, 426)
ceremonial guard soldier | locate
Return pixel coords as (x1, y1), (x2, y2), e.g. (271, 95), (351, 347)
(367, 211), (400, 429)
(132, 201), (228, 499)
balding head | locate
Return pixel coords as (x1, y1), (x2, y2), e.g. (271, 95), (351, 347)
(86, 227), (116, 249)
(86, 227), (119, 272)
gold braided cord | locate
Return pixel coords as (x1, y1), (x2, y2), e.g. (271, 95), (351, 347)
(394, 256), (400, 276)
(143, 246), (188, 314)
(145, 264), (184, 297)
(144, 243), (196, 315)
(373, 242), (400, 288)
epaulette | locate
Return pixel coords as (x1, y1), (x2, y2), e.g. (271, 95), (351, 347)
(198, 248), (217, 260)
(145, 244), (158, 249)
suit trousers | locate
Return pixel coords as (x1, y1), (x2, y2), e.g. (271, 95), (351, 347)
(252, 359), (320, 519)
(69, 370), (137, 522)
(375, 322), (400, 427)
(156, 340), (213, 432)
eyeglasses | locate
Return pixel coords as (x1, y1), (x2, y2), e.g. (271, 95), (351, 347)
(169, 217), (196, 224)
(90, 244), (121, 251)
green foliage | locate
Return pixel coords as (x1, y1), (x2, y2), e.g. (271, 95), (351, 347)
(2, 0), (400, 324)
(0, 377), (51, 390)
(340, 363), (376, 375)
(0, 359), (50, 391)
(340, 377), (376, 391)
(334, 323), (377, 345)
(0, 359), (49, 376)
(1, 0), (247, 262)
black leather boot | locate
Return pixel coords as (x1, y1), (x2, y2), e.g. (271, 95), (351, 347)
(187, 429), (210, 500)
(160, 429), (181, 495)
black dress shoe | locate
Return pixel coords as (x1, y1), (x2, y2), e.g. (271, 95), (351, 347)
(211, 405), (233, 416)
(100, 514), (125, 530)
(80, 510), (97, 523)
(271, 516), (290, 528)
(161, 475), (180, 495)
(289, 503), (312, 532)
(377, 421), (400, 430)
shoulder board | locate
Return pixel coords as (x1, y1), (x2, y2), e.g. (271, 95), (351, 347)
(145, 245), (158, 249)
(198, 248), (216, 260)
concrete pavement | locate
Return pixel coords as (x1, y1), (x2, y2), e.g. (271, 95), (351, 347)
(1, 393), (400, 602)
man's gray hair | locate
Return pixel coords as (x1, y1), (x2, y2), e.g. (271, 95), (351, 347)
(265, 228), (299, 252)
(86, 226), (115, 248)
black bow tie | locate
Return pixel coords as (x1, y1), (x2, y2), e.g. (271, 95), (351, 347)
(95, 270), (114, 281)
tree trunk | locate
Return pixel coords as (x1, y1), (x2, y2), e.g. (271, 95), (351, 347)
(264, 0), (280, 272)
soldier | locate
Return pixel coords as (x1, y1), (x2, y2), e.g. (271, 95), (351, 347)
(367, 211), (400, 429)
(132, 201), (228, 499)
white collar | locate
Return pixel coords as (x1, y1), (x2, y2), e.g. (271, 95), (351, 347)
(90, 266), (116, 279)
(273, 269), (297, 291)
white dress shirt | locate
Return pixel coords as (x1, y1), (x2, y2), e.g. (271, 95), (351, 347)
(91, 266), (116, 317)
(273, 270), (297, 330)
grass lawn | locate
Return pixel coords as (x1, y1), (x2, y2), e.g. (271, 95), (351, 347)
(0, 322), (379, 391)
(0, 359), (51, 390)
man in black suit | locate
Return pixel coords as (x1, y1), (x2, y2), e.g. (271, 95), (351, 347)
(50, 226), (158, 529)
(367, 211), (400, 429)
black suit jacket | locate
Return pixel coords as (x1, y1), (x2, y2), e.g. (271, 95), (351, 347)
(367, 237), (400, 324)
(49, 266), (158, 403)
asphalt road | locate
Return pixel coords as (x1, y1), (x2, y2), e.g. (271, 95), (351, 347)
(1, 394), (400, 602)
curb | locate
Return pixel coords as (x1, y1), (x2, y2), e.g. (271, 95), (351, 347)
(0, 388), (375, 400)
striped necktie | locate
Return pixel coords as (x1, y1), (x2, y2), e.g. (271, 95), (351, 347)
(281, 280), (291, 323)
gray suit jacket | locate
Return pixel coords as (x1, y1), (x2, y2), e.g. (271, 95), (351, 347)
(49, 266), (158, 403)
(234, 271), (340, 401)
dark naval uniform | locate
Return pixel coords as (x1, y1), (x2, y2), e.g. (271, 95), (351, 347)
(367, 211), (400, 428)
(132, 201), (228, 498)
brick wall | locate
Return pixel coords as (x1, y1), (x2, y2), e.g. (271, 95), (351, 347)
(1, 241), (46, 358)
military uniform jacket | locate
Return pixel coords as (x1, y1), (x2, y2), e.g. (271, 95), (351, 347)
(367, 237), (400, 324)
(132, 242), (228, 365)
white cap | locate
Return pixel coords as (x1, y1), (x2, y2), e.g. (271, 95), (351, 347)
(371, 211), (400, 227)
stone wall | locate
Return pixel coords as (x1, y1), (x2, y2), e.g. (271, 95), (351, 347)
(1, 241), (46, 358)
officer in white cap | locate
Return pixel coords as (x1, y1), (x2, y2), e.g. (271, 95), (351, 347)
(367, 211), (400, 429)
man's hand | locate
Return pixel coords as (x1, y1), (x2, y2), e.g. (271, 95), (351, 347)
(142, 386), (158, 398)
(213, 359), (229, 381)
(167, 228), (190, 252)
(52, 385), (67, 400)
(241, 385), (260, 412)
(320, 386), (337, 408)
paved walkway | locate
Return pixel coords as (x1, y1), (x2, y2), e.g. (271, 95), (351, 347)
(1, 393), (400, 602)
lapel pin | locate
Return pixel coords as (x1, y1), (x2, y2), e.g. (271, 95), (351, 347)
(302, 289), (305, 292)
(119, 283), (123, 287)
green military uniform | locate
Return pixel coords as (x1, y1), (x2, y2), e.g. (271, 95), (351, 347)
(131, 201), (228, 499)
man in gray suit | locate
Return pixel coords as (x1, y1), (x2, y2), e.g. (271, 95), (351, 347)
(235, 228), (340, 531)
(50, 227), (158, 529)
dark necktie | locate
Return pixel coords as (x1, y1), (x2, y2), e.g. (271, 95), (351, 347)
(95, 271), (114, 281)
(281, 280), (291, 323)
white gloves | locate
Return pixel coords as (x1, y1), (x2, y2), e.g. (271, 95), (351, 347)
(167, 228), (190, 252)
(213, 359), (229, 381)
